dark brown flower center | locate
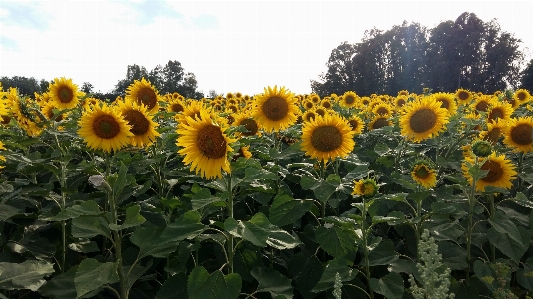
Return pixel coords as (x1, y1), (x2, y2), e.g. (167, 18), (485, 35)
(376, 107), (389, 115)
(458, 91), (469, 101)
(437, 99), (450, 109)
(510, 123), (532, 145)
(322, 101), (332, 109)
(197, 124), (227, 159)
(372, 117), (389, 129)
(305, 112), (316, 122)
(348, 119), (359, 131)
(345, 96), (355, 105)
(414, 165), (430, 179)
(93, 115), (121, 139)
(480, 160), (503, 183)
(409, 108), (437, 133)
(484, 128), (501, 144)
(262, 96), (288, 121)
(396, 99), (406, 107)
(171, 103), (184, 113)
(475, 101), (489, 112)
(58, 86), (74, 103)
(1, 115), (11, 124)
(305, 102), (314, 109)
(239, 118), (258, 136)
(311, 126), (342, 152)
(123, 110), (150, 136)
(136, 87), (157, 110)
(517, 92), (527, 101)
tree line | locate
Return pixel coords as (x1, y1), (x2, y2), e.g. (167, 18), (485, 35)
(311, 12), (533, 97)
(1, 60), (204, 100)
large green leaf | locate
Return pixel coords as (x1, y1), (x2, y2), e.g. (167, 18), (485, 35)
(41, 200), (101, 221)
(191, 188), (223, 210)
(71, 215), (111, 239)
(487, 226), (530, 263)
(0, 260), (54, 291)
(288, 253), (322, 298)
(187, 266), (242, 299)
(130, 227), (178, 259)
(312, 258), (358, 292)
(301, 174), (341, 203)
(0, 203), (19, 221)
(366, 240), (398, 266)
(224, 213), (271, 247)
(155, 273), (188, 299)
(315, 226), (357, 259)
(488, 210), (523, 244)
(109, 204), (146, 231)
(517, 259), (533, 291)
(369, 272), (404, 299)
(112, 162), (128, 199)
(74, 258), (118, 298)
(243, 168), (279, 182)
(39, 266), (78, 299)
(266, 224), (301, 249)
(250, 267), (293, 298)
(269, 194), (313, 227)
(159, 210), (206, 243)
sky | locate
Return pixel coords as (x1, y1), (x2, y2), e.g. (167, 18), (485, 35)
(1, 0), (532, 97)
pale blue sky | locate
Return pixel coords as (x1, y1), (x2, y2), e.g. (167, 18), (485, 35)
(1, 0), (532, 96)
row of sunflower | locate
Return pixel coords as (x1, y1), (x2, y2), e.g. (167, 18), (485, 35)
(1, 76), (533, 298)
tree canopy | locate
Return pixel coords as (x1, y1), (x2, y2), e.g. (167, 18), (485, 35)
(311, 12), (526, 96)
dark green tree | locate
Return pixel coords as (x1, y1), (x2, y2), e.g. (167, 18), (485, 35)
(311, 42), (357, 97)
(81, 82), (94, 94)
(114, 64), (149, 96)
(520, 59), (533, 91)
(0, 76), (43, 96)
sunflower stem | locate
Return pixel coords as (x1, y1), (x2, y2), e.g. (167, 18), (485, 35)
(488, 194), (496, 262)
(53, 132), (68, 273)
(466, 156), (478, 286)
(517, 151), (524, 192)
(108, 180), (127, 299)
(361, 196), (374, 299)
(225, 172), (234, 274)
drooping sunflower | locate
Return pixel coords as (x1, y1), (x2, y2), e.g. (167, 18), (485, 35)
(300, 112), (355, 163)
(411, 160), (437, 189)
(431, 92), (457, 116)
(47, 77), (84, 110)
(77, 103), (133, 153)
(116, 99), (160, 148)
(125, 78), (161, 113)
(176, 109), (236, 179)
(455, 88), (473, 105)
(41, 102), (66, 123)
(252, 86), (299, 133)
(399, 96), (449, 142)
(503, 116), (533, 153)
(513, 89), (531, 104)
(8, 88), (44, 136)
(352, 178), (379, 198)
(347, 114), (365, 135)
(232, 112), (261, 137)
(340, 91), (358, 108)
(462, 153), (517, 192)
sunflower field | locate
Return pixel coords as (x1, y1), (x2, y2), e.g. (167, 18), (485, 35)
(1, 78), (533, 299)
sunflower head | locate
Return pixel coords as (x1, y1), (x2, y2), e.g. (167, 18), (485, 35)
(125, 78), (161, 113)
(252, 86), (299, 133)
(352, 178), (379, 198)
(116, 99), (160, 148)
(399, 96), (449, 142)
(340, 91), (358, 108)
(411, 159), (437, 189)
(471, 139), (493, 158)
(514, 89), (531, 103)
(47, 77), (84, 109)
(462, 153), (517, 192)
(455, 88), (473, 105)
(347, 115), (365, 135)
(503, 116), (533, 153)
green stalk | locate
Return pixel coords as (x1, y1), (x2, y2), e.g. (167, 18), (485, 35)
(226, 173), (234, 273)
(518, 152), (524, 192)
(108, 189), (127, 299)
(361, 197), (374, 299)
(488, 195), (495, 262)
(466, 157), (478, 286)
(60, 161), (67, 273)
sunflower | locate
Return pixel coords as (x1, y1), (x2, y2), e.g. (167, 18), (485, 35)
(41, 102), (66, 122)
(486, 100), (513, 123)
(320, 99), (333, 110)
(431, 92), (457, 116)
(462, 153), (517, 192)
(471, 95), (495, 114)
(77, 103), (133, 153)
(308, 93), (321, 104)
(177, 100), (213, 126)
(125, 78), (161, 113)
(503, 116), (533, 153)
(47, 77), (84, 110)
(455, 88), (473, 105)
(167, 97), (186, 114)
(176, 109), (236, 179)
(340, 91), (358, 108)
(399, 96), (449, 142)
(232, 146), (252, 161)
(303, 110), (317, 122)
(372, 102), (394, 117)
(368, 115), (391, 130)
(300, 112), (355, 162)
(347, 114), (365, 135)
(82, 97), (100, 111)
(302, 99), (315, 111)
(394, 95), (408, 109)
(479, 118), (507, 144)
(398, 90), (409, 97)
(252, 86), (299, 133)
(8, 88), (43, 136)
(514, 89), (531, 104)
(116, 99), (160, 148)
(352, 178), (379, 197)
(232, 112), (261, 137)
(411, 160), (437, 189)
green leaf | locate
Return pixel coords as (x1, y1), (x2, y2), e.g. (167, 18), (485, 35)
(488, 210), (522, 245)
(0, 203), (19, 221)
(39, 266), (78, 299)
(312, 258), (357, 292)
(369, 272), (404, 299)
(112, 162), (128, 199)
(266, 225), (301, 250)
(269, 194), (313, 227)
(243, 168), (279, 182)
(316, 226), (357, 259)
(0, 260), (54, 291)
(517, 260), (533, 291)
(159, 210), (206, 243)
(224, 213), (271, 247)
(68, 240), (99, 253)
(42, 200), (101, 221)
(74, 258), (118, 298)
(251, 267), (293, 299)
(301, 174), (341, 203)
(374, 143), (390, 156)
(288, 253), (322, 298)
(366, 240), (398, 266)
(130, 227), (177, 259)
(109, 204), (146, 230)
(439, 241), (467, 270)
(512, 192), (533, 208)
(487, 226), (530, 263)
(71, 215), (111, 239)
(187, 266), (242, 299)
(155, 273), (188, 299)
(191, 188), (223, 210)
